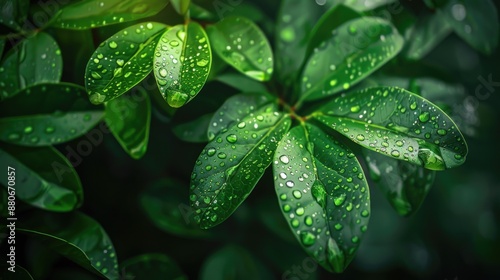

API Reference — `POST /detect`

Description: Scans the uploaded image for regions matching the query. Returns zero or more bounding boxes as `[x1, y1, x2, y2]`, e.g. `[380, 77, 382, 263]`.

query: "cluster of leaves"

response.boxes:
[0, 0, 497, 278]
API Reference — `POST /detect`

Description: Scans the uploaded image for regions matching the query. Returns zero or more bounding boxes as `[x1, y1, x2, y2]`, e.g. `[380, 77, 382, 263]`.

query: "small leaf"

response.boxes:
[104, 89, 151, 159]
[200, 245, 273, 280]
[364, 150, 435, 216]
[170, 0, 190, 15]
[85, 22, 167, 104]
[207, 16, 273, 81]
[121, 253, 187, 280]
[273, 124, 370, 273]
[0, 32, 62, 99]
[0, 0, 29, 31]
[154, 22, 211, 108]
[314, 86, 468, 170]
[438, 0, 499, 55]
[19, 212, 118, 279]
[300, 17, 403, 102]
[215, 73, 267, 93]
[140, 179, 211, 238]
[52, 0, 168, 30]
[172, 113, 213, 143]
[404, 13, 452, 60]
[191, 105, 291, 229]
[306, 4, 362, 57]
[206, 92, 274, 140]
[0, 83, 103, 146]
[0, 144, 83, 212]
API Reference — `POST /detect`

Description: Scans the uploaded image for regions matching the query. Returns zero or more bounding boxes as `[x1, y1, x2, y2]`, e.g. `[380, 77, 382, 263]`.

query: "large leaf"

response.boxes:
[313, 86, 468, 170]
[0, 32, 62, 99]
[140, 179, 211, 238]
[299, 17, 403, 102]
[190, 105, 291, 229]
[154, 22, 211, 108]
[438, 0, 499, 55]
[51, 0, 168, 30]
[18, 212, 118, 279]
[0, 144, 83, 211]
[121, 253, 187, 280]
[0, 0, 29, 31]
[0, 83, 103, 146]
[364, 150, 435, 216]
[85, 22, 167, 104]
[404, 13, 452, 60]
[104, 89, 151, 159]
[273, 124, 370, 272]
[206, 92, 275, 140]
[200, 245, 273, 280]
[207, 16, 273, 81]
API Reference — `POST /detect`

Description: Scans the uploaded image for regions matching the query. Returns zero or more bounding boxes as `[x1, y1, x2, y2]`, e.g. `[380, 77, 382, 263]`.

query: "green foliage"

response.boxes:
[1, 0, 497, 278]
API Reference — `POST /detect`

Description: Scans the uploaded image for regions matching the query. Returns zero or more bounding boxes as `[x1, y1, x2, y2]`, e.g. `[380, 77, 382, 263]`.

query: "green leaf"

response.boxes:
[438, 0, 499, 55]
[0, 144, 82, 212]
[140, 179, 211, 238]
[189, 3, 215, 20]
[338, 0, 397, 11]
[104, 89, 151, 159]
[154, 22, 211, 108]
[85, 22, 167, 105]
[52, 0, 168, 30]
[364, 150, 435, 216]
[314, 86, 468, 170]
[200, 245, 273, 280]
[404, 13, 452, 60]
[275, 0, 326, 85]
[191, 105, 291, 229]
[18, 212, 118, 279]
[2, 265, 33, 279]
[172, 113, 213, 143]
[215, 73, 267, 93]
[206, 92, 275, 141]
[273, 124, 370, 273]
[306, 4, 362, 58]
[121, 253, 187, 280]
[300, 17, 404, 102]
[0, 0, 29, 31]
[170, 0, 190, 15]
[206, 16, 273, 81]
[0, 83, 103, 146]
[0, 32, 62, 100]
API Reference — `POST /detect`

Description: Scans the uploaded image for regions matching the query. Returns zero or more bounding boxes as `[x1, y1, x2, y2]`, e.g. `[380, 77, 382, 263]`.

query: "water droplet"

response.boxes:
[45, 126, 55, 134]
[300, 232, 316, 246]
[305, 216, 313, 226]
[109, 41, 118, 49]
[167, 91, 189, 108]
[361, 210, 369, 217]
[91, 72, 102, 79]
[451, 3, 466, 21]
[210, 214, 218, 222]
[237, 122, 246, 128]
[395, 140, 404, 147]
[146, 22, 153, 29]
[334, 223, 343, 230]
[286, 181, 294, 188]
[116, 59, 124, 66]
[348, 25, 357, 34]
[356, 134, 365, 141]
[176, 30, 186, 41]
[343, 83, 350, 90]
[280, 27, 295, 42]
[351, 236, 359, 243]
[350, 105, 360, 113]
[410, 102, 417, 110]
[226, 134, 237, 143]
[280, 155, 290, 164]
[159, 68, 167, 77]
[334, 194, 346, 206]
[170, 40, 179, 47]
[207, 148, 216, 156]
[391, 150, 400, 157]
[284, 204, 291, 212]
[293, 190, 302, 199]
[24, 126, 33, 134]
[8, 133, 20, 141]
[419, 112, 430, 123]
[330, 79, 337, 86]
[295, 207, 305, 216]
[197, 59, 209, 67]
[437, 129, 447, 136]
[291, 218, 299, 227]
[217, 153, 227, 159]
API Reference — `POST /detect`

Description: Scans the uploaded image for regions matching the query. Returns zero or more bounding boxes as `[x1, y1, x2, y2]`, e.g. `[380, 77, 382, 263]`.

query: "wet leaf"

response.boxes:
[0, 144, 82, 212]
[306, 4, 362, 58]
[200, 245, 273, 280]
[438, 0, 499, 55]
[207, 16, 273, 81]
[105, 89, 150, 159]
[404, 13, 452, 60]
[19, 212, 118, 279]
[154, 22, 211, 108]
[191, 105, 291, 229]
[172, 113, 213, 143]
[364, 150, 435, 216]
[140, 179, 211, 238]
[273, 124, 370, 273]
[206, 92, 275, 141]
[121, 253, 187, 280]
[300, 17, 403, 102]
[0, 83, 103, 146]
[0, 0, 29, 31]
[215, 73, 267, 93]
[170, 0, 190, 15]
[0, 32, 62, 100]
[52, 0, 168, 30]
[85, 22, 167, 104]
[314, 86, 468, 170]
